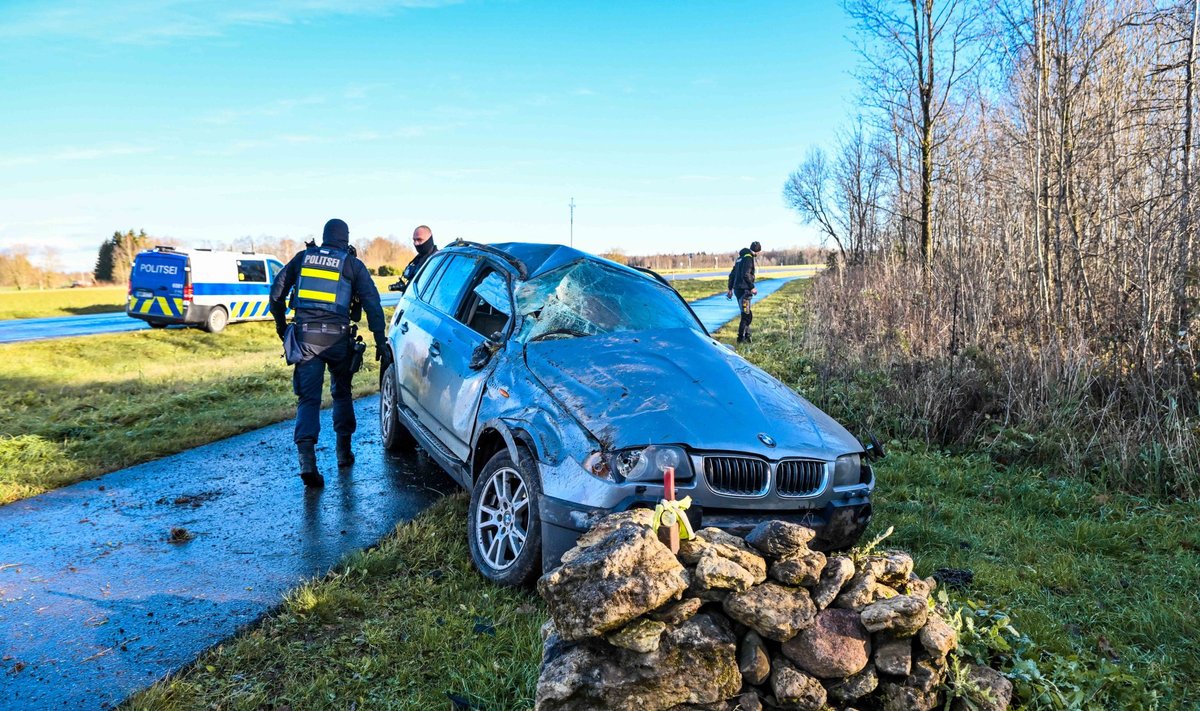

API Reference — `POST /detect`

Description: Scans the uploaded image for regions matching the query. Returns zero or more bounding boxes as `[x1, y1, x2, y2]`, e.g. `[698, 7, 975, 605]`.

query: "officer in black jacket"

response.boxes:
[388, 224, 438, 292]
[269, 218, 387, 488]
[726, 241, 761, 344]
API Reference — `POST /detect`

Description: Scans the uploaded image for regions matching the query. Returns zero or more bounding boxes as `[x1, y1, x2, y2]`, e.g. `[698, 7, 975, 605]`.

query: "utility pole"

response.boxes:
[569, 197, 575, 247]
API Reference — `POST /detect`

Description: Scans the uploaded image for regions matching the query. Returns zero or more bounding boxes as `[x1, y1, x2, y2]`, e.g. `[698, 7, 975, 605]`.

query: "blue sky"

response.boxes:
[0, 1, 859, 272]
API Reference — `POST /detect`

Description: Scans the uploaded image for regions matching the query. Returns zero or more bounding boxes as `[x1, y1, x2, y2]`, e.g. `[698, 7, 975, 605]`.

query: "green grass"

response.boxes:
[0, 286, 129, 319]
[0, 320, 383, 504]
[126, 495, 545, 711]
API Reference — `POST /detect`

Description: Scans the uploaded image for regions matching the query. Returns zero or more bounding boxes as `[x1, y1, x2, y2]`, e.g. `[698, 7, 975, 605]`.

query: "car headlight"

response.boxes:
[595, 445, 693, 482]
[833, 453, 863, 488]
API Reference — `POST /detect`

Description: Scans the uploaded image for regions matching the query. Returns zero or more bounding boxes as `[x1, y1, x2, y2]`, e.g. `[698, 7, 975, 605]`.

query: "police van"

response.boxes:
[126, 246, 285, 333]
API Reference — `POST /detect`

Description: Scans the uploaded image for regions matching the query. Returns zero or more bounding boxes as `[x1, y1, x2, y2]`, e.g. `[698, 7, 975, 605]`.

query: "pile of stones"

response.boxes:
[534, 510, 1012, 711]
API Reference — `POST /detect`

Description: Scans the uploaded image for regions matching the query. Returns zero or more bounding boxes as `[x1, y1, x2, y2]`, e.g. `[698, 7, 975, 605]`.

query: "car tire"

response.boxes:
[379, 362, 415, 451]
[148, 321, 167, 329]
[203, 306, 228, 333]
[468, 448, 543, 587]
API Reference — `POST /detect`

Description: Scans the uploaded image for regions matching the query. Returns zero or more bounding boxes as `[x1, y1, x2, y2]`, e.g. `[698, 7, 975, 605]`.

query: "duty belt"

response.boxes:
[299, 322, 350, 335]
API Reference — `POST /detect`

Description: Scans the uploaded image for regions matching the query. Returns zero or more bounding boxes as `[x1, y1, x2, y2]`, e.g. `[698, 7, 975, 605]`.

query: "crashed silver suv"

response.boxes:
[379, 242, 873, 586]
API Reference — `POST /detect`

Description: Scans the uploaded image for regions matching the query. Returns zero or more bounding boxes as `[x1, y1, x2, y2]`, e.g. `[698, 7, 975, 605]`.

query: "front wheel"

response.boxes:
[203, 306, 228, 333]
[468, 449, 543, 587]
[379, 362, 415, 451]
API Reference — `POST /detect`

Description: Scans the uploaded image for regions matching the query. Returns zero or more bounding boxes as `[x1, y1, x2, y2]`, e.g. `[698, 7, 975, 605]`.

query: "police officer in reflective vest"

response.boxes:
[269, 218, 386, 488]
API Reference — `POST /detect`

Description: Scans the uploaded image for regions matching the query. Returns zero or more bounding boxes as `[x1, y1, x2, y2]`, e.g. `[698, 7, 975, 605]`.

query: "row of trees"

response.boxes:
[786, 0, 1200, 494]
[0, 245, 72, 290]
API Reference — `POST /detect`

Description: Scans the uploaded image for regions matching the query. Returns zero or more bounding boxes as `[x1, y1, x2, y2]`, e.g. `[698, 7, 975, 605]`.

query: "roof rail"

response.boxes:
[194, 247, 212, 252]
[449, 239, 529, 279]
[632, 265, 670, 287]
[153, 245, 176, 252]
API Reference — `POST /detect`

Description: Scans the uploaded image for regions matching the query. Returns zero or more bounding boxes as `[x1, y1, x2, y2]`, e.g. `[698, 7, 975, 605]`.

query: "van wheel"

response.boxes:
[468, 449, 542, 587]
[203, 306, 228, 333]
[149, 321, 167, 329]
[380, 362, 415, 451]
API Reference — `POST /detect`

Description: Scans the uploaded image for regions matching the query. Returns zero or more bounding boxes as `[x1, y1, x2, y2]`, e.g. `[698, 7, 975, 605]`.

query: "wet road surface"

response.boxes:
[0, 396, 454, 710]
[688, 276, 799, 332]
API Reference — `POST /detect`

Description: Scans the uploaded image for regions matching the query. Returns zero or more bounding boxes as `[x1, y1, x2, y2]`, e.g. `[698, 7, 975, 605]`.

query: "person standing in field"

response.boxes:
[269, 218, 387, 488]
[389, 225, 439, 292]
[726, 241, 761, 344]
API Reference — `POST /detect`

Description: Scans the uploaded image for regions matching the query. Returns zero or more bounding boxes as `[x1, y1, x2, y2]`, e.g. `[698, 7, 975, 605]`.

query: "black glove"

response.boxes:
[276, 323, 288, 341]
[375, 335, 388, 361]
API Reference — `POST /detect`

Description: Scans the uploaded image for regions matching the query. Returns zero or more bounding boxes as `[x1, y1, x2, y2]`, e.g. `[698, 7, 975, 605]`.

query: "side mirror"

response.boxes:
[469, 331, 505, 370]
[864, 432, 887, 460]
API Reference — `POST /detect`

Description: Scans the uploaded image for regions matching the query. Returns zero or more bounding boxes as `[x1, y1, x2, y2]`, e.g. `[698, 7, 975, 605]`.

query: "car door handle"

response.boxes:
[429, 340, 441, 357]
[399, 322, 409, 334]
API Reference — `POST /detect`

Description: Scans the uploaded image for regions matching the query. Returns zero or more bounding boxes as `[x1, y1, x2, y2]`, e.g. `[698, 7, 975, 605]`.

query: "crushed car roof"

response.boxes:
[449, 241, 645, 281]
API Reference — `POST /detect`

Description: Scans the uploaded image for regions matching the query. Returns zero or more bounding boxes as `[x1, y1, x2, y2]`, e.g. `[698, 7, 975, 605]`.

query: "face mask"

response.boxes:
[416, 238, 436, 256]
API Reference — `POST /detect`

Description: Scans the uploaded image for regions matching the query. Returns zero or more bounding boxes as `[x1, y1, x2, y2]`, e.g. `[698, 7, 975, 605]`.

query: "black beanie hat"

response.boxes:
[322, 218, 349, 247]
[750, 241, 762, 252]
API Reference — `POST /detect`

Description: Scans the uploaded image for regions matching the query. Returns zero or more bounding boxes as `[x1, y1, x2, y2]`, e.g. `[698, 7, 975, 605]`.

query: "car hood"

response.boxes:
[523, 328, 861, 458]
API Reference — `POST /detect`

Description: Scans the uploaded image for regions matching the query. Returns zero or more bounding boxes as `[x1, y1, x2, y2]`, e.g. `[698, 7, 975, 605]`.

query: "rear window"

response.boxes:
[237, 259, 267, 282]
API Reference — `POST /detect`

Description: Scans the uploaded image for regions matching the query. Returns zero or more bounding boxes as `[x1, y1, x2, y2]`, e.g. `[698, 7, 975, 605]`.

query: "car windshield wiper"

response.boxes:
[529, 327, 591, 342]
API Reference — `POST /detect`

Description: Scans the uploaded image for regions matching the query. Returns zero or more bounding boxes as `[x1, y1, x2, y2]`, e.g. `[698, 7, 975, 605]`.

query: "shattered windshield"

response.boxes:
[515, 261, 703, 342]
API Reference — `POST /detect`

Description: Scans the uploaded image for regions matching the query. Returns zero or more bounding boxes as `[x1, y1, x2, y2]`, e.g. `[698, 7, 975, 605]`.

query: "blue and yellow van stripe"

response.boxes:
[228, 300, 270, 319]
[128, 296, 185, 317]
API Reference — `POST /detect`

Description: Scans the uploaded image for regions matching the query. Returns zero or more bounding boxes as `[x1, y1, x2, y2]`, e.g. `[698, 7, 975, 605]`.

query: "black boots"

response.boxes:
[297, 442, 323, 488]
[336, 434, 355, 467]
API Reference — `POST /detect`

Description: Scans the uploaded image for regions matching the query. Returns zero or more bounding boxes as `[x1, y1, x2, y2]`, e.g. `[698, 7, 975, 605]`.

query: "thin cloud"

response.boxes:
[0, 144, 155, 169]
[200, 96, 327, 125]
[0, 0, 464, 44]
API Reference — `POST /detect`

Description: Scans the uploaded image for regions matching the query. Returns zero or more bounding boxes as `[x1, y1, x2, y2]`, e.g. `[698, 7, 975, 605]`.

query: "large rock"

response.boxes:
[649, 597, 703, 626]
[833, 571, 881, 610]
[723, 582, 816, 642]
[877, 681, 938, 711]
[825, 664, 878, 704]
[918, 613, 958, 659]
[770, 657, 827, 711]
[906, 657, 948, 695]
[860, 595, 929, 637]
[950, 664, 1013, 711]
[696, 527, 768, 584]
[695, 548, 759, 592]
[559, 509, 656, 565]
[536, 613, 742, 711]
[745, 520, 816, 560]
[873, 633, 912, 676]
[811, 556, 855, 609]
[769, 549, 826, 588]
[607, 618, 668, 653]
[863, 551, 915, 587]
[901, 574, 937, 601]
[738, 630, 770, 686]
[538, 524, 688, 640]
[781, 608, 871, 678]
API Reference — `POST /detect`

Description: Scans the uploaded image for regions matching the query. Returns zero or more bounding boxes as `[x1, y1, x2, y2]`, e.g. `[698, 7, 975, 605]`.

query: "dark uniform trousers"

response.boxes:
[735, 288, 754, 342]
[293, 326, 356, 445]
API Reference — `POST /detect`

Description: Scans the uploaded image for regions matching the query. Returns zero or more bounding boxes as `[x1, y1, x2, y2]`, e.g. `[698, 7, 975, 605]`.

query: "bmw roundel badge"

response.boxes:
[758, 433, 776, 447]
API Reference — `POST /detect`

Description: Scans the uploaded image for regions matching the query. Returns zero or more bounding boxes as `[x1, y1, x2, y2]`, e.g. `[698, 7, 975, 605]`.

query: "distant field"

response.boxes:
[0, 278, 400, 321]
[0, 286, 128, 319]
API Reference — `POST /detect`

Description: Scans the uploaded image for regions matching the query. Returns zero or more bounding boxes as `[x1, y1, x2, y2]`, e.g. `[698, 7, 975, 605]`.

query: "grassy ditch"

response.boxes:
[126, 279, 1199, 709]
[0, 321, 382, 504]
